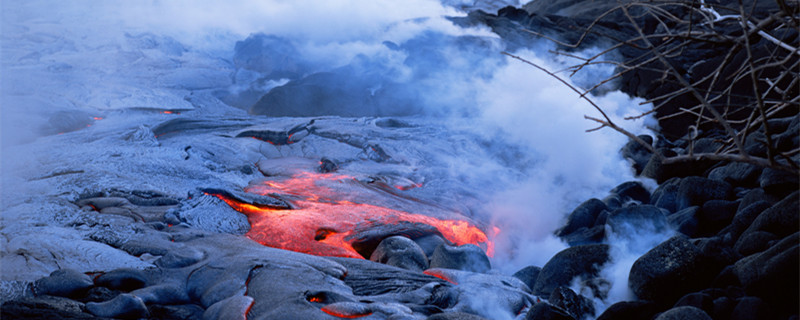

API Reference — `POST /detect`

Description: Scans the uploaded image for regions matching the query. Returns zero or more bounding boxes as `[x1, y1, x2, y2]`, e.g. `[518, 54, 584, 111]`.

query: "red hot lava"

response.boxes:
[214, 171, 495, 259]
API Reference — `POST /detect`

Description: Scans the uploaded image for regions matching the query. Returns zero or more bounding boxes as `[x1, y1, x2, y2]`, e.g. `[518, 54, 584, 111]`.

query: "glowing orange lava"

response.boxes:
[423, 269, 459, 285]
[214, 171, 495, 259]
[320, 305, 372, 319]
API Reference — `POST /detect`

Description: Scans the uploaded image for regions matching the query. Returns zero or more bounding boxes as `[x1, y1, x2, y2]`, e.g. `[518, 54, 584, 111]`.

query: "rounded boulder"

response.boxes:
[628, 235, 708, 304]
[370, 236, 429, 272]
[429, 244, 491, 273]
[533, 244, 609, 297]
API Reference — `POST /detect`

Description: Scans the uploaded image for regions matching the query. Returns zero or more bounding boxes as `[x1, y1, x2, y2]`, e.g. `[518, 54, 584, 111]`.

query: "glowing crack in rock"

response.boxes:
[213, 171, 495, 259]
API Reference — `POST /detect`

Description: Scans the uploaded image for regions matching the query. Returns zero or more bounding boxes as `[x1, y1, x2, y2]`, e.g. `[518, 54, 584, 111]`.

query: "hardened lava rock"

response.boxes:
[370, 236, 429, 272]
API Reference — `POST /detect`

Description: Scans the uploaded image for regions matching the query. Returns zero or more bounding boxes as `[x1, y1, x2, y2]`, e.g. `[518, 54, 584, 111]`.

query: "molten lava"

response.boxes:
[214, 171, 495, 259]
[423, 269, 459, 285]
[320, 305, 372, 318]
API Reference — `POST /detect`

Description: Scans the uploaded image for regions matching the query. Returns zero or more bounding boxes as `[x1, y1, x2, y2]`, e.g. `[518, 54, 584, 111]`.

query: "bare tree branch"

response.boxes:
[512, 0, 799, 175]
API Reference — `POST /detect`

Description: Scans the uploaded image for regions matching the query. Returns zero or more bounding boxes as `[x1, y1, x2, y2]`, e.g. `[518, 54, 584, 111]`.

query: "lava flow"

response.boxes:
[213, 171, 495, 259]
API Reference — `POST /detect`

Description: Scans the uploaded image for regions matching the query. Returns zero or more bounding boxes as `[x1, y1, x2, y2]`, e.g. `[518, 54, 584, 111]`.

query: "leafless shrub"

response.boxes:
[508, 0, 799, 175]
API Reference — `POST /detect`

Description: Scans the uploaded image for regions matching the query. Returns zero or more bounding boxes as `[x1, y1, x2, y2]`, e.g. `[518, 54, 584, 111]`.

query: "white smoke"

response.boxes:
[477, 49, 653, 273]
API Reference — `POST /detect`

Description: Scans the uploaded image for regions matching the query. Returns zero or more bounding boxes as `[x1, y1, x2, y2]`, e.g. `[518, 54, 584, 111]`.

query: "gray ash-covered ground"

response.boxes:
[2, 0, 797, 319]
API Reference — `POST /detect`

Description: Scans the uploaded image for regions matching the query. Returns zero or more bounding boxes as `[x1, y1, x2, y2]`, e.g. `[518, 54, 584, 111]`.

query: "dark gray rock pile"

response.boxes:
[547, 136, 798, 320]
[547, 128, 798, 320]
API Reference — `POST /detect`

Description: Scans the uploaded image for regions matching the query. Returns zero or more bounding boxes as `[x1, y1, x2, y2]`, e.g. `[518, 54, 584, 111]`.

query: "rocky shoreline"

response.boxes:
[2, 1, 798, 319]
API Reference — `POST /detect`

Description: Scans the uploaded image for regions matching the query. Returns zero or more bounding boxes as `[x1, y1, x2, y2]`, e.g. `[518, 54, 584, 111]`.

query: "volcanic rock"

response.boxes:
[106, 190, 180, 207]
[612, 181, 651, 204]
[94, 268, 148, 292]
[733, 232, 799, 315]
[745, 191, 800, 236]
[621, 135, 654, 175]
[654, 176, 735, 212]
[734, 231, 778, 256]
[641, 148, 683, 183]
[524, 302, 575, 320]
[697, 200, 738, 236]
[76, 197, 133, 210]
[250, 67, 419, 118]
[738, 191, 799, 241]
[605, 205, 669, 240]
[202, 295, 254, 320]
[81, 286, 119, 303]
[184, 237, 352, 319]
[151, 118, 250, 138]
[711, 265, 742, 289]
[41, 110, 96, 135]
[331, 257, 445, 296]
[560, 225, 606, 246]
[628, 235, 708, 304]
[558, 198, 607, 236]
[533, 244, 609, 297]
[601, 194, 624, 211]
[97, 207, 142, 222]
[512, 266, 541, 291]
[711, 296, 735, 320]
[693, 237, 738, 275]
[199, 188, 290, 209]
[738, 188, 779, 211]
[691, 137, 724, 154]
[85, 293, 148, 319]
[651, 177, 682, 212]
[744, 132, 769, 157]
[32, 269, 94, 299]
[593, 210, 608, 226]
[708, 162, 762, 188]
[425, 268, 535, 319]
[595, 300, 658, 320]
[429, 244, 491, 274]
[730, 296, 772, 320]
[722, 200, 772, 242]
[673, 292, 714, 315]
[364, 143, 392, 162]
[548, 286, 595, 320]
[667, 206, 700, 237]
[759, 167, 800, 197]
[154, 246, 205, 269]
[148, 304, 205, 320]
[773, 124, 800, 163]
[349, 222, 444, 259]
[232, 33, 307, 78]
[653, 306, 712, 320]
[132, 283, 189, 306]
[414, 234, 448, 258]
[497, 5, 529, 21]
[674, 177, 733, 211]
[318, 157, 339, 173]
[173, 192, 252, 235]
[0, 295, 92, 319]
[370, 236, 430, 272]
[427, 312, 489, 320]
